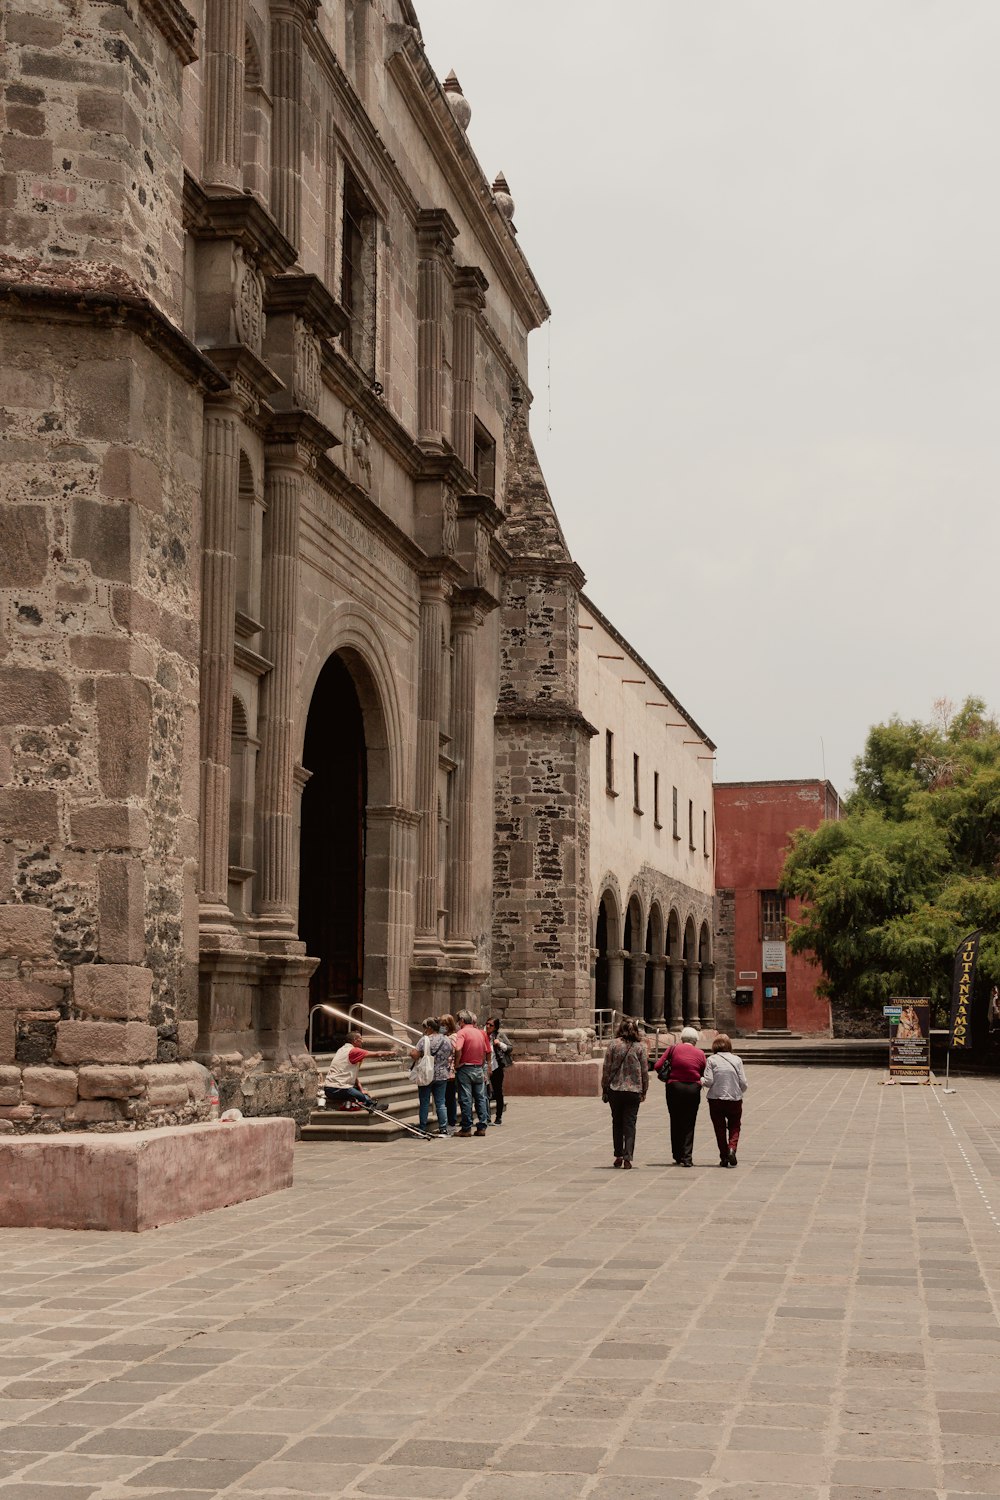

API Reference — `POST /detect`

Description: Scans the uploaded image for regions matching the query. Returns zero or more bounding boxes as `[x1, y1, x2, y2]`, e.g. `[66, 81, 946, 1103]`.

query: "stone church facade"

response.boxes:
[0, 0, 716, 1131]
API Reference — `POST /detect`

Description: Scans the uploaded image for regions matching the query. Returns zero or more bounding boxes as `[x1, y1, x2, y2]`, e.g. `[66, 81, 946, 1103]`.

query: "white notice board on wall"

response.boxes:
[762, 941, 786, 972]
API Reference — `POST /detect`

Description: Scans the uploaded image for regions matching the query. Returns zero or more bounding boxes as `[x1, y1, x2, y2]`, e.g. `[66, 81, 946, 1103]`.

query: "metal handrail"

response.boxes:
[594, 1007, 618, 1041]
[316, 1003, 409, 1053]
[348, 1000, 421, 1040]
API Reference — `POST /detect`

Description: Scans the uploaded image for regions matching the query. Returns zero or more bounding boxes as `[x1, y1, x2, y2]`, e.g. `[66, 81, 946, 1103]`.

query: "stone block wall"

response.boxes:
[0, 311, 208, 1132]
[713, 887, 738, 1034]
[0, 0, 193, 319]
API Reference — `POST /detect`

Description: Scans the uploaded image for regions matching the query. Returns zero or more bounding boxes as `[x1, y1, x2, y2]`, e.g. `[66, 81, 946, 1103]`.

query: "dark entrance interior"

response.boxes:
[595, 899, 609, 1021]
[762, 972, 788, 1029]
[299, 655, 367, 1052]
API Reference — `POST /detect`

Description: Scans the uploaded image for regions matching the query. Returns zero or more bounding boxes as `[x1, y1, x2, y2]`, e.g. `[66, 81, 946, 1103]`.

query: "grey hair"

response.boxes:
[680, 1026, 700, 1044]
[457, 1008, 476, 1025]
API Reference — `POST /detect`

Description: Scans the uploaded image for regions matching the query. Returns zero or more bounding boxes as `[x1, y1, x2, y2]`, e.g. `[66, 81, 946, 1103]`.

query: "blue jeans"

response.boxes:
[324, 1085, 374, 1109]
[418, 1079, 448, 1134]
[456, 1064, 489, 1131]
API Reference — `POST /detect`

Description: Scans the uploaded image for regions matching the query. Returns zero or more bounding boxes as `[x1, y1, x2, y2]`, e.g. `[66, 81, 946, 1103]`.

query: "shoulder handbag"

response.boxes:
[411, 1036, 435, 1087]
[654, 1045, 674, 1083]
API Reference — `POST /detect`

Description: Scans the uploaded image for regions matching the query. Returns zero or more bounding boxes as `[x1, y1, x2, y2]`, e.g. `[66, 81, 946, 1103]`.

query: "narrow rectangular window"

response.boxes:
[688, 799, 695, 849]
[653, 772, 661, 828]
[761, 890, 787, 941]
[473, 420, 496, 499]
[703, 808, 709, 856]
[632, 754, 641, 813]
[605, 730, 615, 794]
[672, 786, 679, 839]
[342, 167, 377, 376]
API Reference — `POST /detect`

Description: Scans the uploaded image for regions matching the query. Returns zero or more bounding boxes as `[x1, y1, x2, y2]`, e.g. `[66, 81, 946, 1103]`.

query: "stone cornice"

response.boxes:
[495, 699, 598, 737]
[139, 0, 198, 64]
[183, 177, 297, 277]
[265, 408, 340, 461]
[505, 557, 587, 591]
[416, 207, 459, 257]
[207, 346, 284, 426]
[458, 493, 504, 533]
[385, 26, 551, 332]
[320, 341, 423, 473]
[454, 263, 489, 311]
[310, 454, 429, 574]
[0, 264, 226, 394]
[580, 590, 717, 752]
[264, 274, 349, 339]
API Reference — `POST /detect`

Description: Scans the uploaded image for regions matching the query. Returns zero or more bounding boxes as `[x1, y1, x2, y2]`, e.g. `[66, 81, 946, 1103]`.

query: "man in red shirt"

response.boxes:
[451, 1009, 491, 1136]
[323, 1030, 396, 1112]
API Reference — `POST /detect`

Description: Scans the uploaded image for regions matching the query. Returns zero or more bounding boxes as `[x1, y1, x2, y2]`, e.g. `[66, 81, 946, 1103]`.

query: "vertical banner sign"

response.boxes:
[949, 930, 982, 1050]
[889, 999, 930, 1082]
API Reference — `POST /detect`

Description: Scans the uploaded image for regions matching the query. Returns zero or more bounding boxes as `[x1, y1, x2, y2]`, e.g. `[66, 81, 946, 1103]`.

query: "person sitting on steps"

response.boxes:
[323, 1030, 397, 1113]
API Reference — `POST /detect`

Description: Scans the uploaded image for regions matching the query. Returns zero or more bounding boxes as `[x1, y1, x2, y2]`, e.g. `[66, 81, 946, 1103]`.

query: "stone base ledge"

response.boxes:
[0, 1117, 294, 1232]
[503, 1061, 603, 1097]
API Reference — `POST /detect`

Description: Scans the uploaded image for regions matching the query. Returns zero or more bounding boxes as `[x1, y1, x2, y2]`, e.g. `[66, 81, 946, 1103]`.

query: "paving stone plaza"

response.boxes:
[2, 1067, 1000, 1500]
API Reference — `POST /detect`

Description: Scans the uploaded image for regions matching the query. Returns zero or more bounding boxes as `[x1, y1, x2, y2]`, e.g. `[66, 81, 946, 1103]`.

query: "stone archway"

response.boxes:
[644, 901, 665, 1023]
[594, 886, 622, 1029]
[623, 894, 644, 1019]
[298, 647, 400, 1051]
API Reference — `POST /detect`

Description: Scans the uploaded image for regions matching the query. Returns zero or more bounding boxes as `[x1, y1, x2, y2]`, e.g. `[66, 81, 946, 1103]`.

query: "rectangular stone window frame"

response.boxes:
[605, 730, 617, 797]
[653, 770, 662, 829]
[672, 785, 680, 840]
[632, 753, 642, 815]
[341, 164, 378, 378]
[473, 419, 496, 499]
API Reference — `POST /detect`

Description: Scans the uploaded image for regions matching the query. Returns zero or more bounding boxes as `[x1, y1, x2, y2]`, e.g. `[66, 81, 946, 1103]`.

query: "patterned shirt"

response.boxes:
[601, 1039, 649, 1095]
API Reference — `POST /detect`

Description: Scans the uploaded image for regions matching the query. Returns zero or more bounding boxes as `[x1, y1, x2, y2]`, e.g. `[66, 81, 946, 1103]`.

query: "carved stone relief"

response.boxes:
[233, 248, 264, 355]
[474, 522, 490, 587]
[346, 408, 373, 491]
[441, 490, 458, 557]
[292, 318, 321, 414]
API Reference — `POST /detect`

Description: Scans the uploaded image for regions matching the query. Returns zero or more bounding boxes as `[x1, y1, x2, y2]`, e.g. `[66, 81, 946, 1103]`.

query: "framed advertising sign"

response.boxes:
[888, 998, 930, 1083]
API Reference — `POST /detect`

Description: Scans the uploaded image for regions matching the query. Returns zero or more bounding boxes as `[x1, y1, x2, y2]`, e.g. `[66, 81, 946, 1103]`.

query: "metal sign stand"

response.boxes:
[943, 1048, 956, 1094]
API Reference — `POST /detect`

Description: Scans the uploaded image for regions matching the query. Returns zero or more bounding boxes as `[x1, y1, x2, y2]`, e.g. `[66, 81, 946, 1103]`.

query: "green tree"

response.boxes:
[781, 698, 1000, 1016]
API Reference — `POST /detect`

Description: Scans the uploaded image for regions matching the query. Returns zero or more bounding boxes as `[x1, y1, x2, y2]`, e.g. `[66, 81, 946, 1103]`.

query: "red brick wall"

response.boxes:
[714, 781, 837, 1036]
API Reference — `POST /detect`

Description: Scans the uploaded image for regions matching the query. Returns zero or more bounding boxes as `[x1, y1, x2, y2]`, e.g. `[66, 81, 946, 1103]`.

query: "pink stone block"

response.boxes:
[0, 1118, 295, 1232]
[503, 1061, 603, 1097]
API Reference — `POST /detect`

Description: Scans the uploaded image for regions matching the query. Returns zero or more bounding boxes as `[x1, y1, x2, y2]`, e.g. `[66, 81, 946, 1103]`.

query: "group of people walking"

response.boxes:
[601, 1019, 748, 1170]
[322, 1011, 512, 1138]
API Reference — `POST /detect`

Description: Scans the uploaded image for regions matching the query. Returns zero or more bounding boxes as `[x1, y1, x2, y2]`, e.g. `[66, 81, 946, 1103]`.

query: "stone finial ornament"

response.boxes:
[443, 70, 472, 130]
[492, 172, 515, 222]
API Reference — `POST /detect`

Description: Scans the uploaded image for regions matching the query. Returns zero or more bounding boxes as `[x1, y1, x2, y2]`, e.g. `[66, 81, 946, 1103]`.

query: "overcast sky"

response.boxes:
[416, 1, 1000, 796]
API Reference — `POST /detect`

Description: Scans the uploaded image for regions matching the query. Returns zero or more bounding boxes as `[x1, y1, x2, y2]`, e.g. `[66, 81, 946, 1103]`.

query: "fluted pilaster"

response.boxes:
[416, 210, 457, 451]
[447, 608, 479, 944]
[203, 0, 246, 189]
[256, 460, 301, 933]
[452, 267, 487, 470]
[270, 7, 304, 249]
[415, 576, 447, 938]
[199, 402, 241, 939]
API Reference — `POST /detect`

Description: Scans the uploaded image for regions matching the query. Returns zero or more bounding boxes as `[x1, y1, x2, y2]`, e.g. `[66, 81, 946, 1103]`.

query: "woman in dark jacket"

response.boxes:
[486, 1017, 512, 1124]
[600, 1016, 649, 1169]
[654, 1025, 706, 1167]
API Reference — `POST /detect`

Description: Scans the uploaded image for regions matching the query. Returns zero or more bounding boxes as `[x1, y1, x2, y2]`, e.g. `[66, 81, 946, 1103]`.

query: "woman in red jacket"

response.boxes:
[654, 1025, 706, 1167]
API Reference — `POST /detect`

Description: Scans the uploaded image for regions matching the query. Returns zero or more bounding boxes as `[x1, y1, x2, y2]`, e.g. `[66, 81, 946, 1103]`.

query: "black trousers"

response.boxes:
[491, 1065, 505, 1121]
[608, 1089, 641, 1161]
[665, 1080, 701, 1163]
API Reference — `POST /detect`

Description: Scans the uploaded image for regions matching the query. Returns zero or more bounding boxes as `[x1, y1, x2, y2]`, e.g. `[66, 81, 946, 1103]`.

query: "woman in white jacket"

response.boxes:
[702, 1034, 748, 1167]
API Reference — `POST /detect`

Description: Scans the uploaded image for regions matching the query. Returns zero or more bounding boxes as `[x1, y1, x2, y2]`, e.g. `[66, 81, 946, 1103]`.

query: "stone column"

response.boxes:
[414, 574, 447, 943]
[607, 950, 625, 1014]
[416, 210, 457, 452]
[447, 603, 480, 947]
[685, 961, 702, 1029]
[628, 952, 646, 1019]
[202, 0, 245, 190]
[452, 266, 487, 471]
[198, 399, 242, 944]
[700, 962, 716, 1029]
[649, 955, 667, 1021]
[255, 453, 302, 942]
[668, 958, 685, 1031]
[270, 1, 305, 250]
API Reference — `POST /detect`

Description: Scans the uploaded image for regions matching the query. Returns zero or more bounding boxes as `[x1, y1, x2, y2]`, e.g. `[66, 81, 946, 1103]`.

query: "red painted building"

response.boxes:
[714, 780, 841, 1036]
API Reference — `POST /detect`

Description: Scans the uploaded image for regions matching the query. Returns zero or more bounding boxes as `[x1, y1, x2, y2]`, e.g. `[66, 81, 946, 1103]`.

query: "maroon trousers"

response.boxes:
[709, 1098, 743, 1160]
